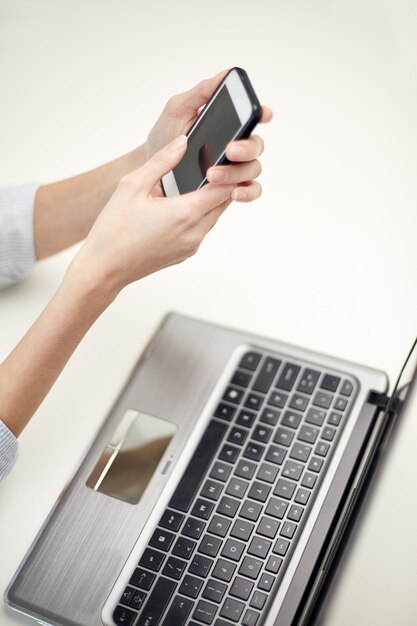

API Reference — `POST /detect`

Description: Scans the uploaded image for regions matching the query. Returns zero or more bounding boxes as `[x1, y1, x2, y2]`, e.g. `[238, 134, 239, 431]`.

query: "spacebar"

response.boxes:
[169, 419, 228, 512]
[137, 577, 176, 626]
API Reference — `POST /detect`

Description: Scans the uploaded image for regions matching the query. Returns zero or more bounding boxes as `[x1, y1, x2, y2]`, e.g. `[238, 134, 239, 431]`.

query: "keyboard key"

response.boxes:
[214, 403, 237, 422]
[189, 554, 214, 578]
[252, 424, 273, 443]
[275, 363, 301, 391]
[252, 357, 281, 394]
[248, 536, 272, 559]
[227, 427, 248, 447]
[131, 589, 147, 610]
[273, 537, 290, 556]
[301, 472, 317, 489]
[238, 556, 263, 580]
[226, 479, 249, 504]
[239, 500, 263, 522]
[256, 462, 279, 483]
[239, 352, 262, 371]
[230, 519, 254, 541]
[230, 575, 254, 601]
[297, 369, 320, 394]
[199, 535, 222, 558]
[119, 586, 135, 606]
[290, 443, 312, 463]
[162, 596, 193, 625]
[210, 462, 232, 483]
[308, 457, 324, 473]
[281, 410, 302, 429]
[159, 509, 185, 532]
[182, 517, 206, 539]
[169, 420, 228, 513]
[217, 496, 240, 518]
[313, 391, 333, 409]
[295, 488, 311, 505]
[231, 370, 252, 388]
[287, 504, 304, 522]
[315, 441, 330, 457]
[289, 394, 309, 412]
[265, 444, 287, 465]
[139, 547, 165, 571]
[265, 497, 288, 520]
[305, 408, 326, 427]
[260, 407, 280, 426]
[136, 576, 176, 626]
[328, 411, 342, 426]
[220, 597, 245, 622]
[280, 521, 297, 539]
[202, 479, 223, 501]
[250, 590, 268, 610]
[236, 410, 256, 428]
[282, 460, 304, 481]
[267, 390, 288, 408]
[162, 556, 187, 579]
[340, 379, 354, 396]
[235, 459, 257, 480]
[243, 609, 261, 626]
[320, 374, 340, 392]
[208, 515, 231, 538]
[221, 538, 245, 561]
[193, 599, 218, 624]
[172, 537, 196, 560]
[179, 574, 204, 598]
[212, 558, 236, 582]
[258, 572, 275, 592]
[257, 516, 280, 539]
[248, 481, 271, 503]
[298, 424, 319, 444]
[243, 442, 265, 461]
[245, 393, 264, 411]
[203, 579, 228, 603]
[334, 397, 348, 411]
[149, 529, 175, 552]
[192, 499, 215, 520]
[322, 427, 336, 441]
[265, 555, 283, 574]
[218, 444, 239, 464]
[113, 606, 136, 626]
[273, 478, 296, 500]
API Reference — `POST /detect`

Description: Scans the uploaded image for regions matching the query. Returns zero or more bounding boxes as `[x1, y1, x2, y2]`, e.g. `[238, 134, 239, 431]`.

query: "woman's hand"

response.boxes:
[67, 135, 235, 299]
[145, 70, 273, 201]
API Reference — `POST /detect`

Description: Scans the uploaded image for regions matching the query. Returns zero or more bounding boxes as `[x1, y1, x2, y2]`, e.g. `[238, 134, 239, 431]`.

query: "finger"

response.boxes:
[172, 69, 229, 117]
[169, 182, 235, 216]
[225, 135, 264, 162]
[231, 180, 262, 202]
[207, 160, 262, 185]
[127, 135, 188, 193]
[197, 200, 230, 238]
[260, 106, 273, 123]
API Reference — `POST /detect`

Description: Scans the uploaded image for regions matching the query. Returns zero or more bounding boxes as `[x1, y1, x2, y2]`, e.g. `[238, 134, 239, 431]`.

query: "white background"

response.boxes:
[0, 1, 416, 625]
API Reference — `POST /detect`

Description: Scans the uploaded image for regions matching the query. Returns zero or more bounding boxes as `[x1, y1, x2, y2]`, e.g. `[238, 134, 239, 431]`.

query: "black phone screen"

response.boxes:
[173, 85, 242, 194]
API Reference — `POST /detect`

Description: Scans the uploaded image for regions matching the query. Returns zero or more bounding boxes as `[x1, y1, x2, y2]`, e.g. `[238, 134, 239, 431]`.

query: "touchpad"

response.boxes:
[87, 409, 177, 505]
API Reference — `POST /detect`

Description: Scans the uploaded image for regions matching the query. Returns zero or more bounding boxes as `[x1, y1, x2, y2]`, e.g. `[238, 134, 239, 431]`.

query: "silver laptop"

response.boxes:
[5, 312, 416, 626]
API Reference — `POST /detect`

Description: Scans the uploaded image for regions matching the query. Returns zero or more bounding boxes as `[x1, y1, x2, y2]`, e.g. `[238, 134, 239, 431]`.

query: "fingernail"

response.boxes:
[172, 134, 187, 150]
[233, 188, 246, 201]
[229, 145, 244, 159]
[208, 168, 225, 183]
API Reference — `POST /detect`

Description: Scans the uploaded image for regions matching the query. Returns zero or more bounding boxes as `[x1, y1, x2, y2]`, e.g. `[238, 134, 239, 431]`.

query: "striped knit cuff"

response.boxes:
[0, 419, 18, 481]
[0, 183, 40, 288]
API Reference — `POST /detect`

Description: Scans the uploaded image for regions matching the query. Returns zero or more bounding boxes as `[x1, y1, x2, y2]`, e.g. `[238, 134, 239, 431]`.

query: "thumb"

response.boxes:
[135, 135, 188, 194]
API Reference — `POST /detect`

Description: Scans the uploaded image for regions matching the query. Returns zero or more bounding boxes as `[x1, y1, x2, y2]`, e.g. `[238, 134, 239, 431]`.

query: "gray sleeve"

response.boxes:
[0, 419, 18, 481]
[0, 183, 40, 288]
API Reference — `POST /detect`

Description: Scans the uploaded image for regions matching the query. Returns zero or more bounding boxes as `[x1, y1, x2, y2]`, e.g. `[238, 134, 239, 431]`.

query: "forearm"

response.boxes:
[34, 144, 147, 260]
[0, 269, 116, 437]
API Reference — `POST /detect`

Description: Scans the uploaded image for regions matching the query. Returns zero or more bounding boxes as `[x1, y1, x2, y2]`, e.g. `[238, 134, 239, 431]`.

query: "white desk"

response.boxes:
[1, 1, 416, 625]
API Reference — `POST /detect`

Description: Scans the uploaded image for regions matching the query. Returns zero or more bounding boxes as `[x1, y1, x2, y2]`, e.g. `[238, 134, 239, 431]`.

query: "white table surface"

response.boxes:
[1, 1, 416, 625]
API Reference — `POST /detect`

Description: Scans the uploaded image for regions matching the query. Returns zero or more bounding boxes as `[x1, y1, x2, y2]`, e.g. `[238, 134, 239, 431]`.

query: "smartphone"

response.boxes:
[161, 67, 262, 196]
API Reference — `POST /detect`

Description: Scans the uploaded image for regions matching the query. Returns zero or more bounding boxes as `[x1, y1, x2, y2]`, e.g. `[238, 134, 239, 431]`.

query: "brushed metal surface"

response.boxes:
[5, 312, 387, 626]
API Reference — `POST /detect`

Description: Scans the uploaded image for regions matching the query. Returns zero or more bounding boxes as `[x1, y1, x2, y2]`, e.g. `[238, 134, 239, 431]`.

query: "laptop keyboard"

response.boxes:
[112, 350, 355, 626]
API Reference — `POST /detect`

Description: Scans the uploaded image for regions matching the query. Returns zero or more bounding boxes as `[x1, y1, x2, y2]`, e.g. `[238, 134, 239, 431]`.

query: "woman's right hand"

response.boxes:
[66, 134, 235, 300]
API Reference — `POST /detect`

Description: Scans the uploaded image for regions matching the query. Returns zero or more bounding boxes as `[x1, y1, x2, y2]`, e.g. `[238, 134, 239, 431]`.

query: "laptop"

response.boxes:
[5, 312, 416, 626]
